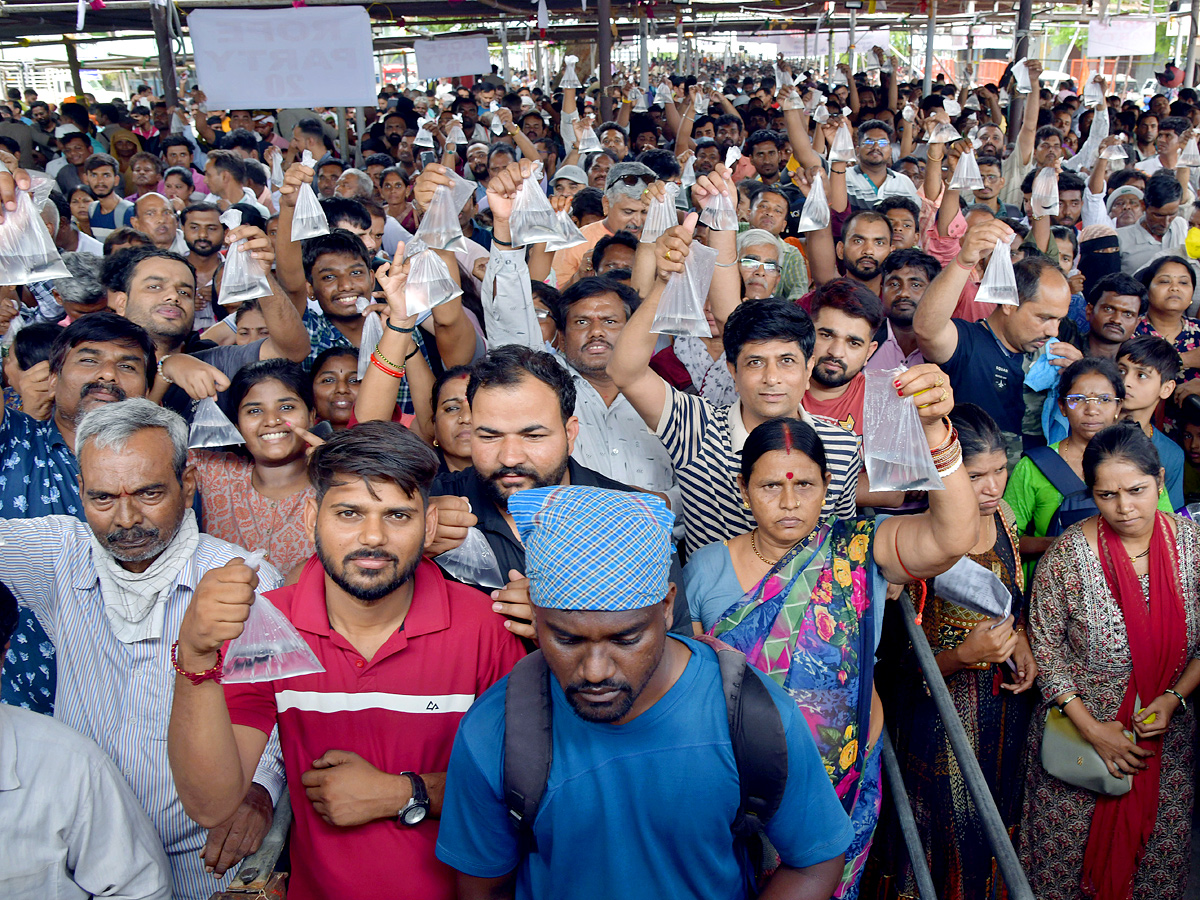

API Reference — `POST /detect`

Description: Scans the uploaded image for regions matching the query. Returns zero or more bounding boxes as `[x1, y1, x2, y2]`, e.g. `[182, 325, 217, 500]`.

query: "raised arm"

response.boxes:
[481, 158, 543, 349]
[781, 89, 822, 170]
[872, 368, 979, 580]
[913, 218, 1014, 363]
[840, 64, 860, 117]
[352, 254, 418, 424]
[273, 159, 315, 310]
[1014, 59, 1043, 167]
[220, 224, 311, 362]
[687, 165, 740, 326]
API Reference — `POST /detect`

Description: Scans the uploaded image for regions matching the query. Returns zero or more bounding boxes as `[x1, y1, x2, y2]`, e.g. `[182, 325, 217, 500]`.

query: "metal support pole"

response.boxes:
[1187, 0, 1199, 87]
[337, 107, 349, 163]
[897, 593, 1036, 900]
[639, 12, 650, 91]
[828, 19, 836, 79]
[922, 0, 936, 96]
[849, 8, 857, 74]
[500, 22, 512, 86]
[879, 728, 939, 900]
[1010, 0, 1032, 144]
[598, 0, 612, 121]
[677, 17, 683, 66]
[150, 2, 177, 108]
[63, 36, 84, 99]
[354, 107, 365, 167]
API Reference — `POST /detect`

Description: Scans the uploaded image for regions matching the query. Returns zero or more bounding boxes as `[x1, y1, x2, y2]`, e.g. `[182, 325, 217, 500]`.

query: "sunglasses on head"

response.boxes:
[612, 173, 653, 188]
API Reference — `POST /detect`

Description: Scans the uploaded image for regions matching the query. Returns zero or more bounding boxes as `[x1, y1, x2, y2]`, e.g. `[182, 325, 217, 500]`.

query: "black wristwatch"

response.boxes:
[397, 771, 429, 826]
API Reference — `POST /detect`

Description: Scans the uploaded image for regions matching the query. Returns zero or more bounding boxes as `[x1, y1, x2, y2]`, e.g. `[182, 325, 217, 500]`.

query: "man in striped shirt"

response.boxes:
[612, 283, 861, 554]
[0, 400, 286, 900]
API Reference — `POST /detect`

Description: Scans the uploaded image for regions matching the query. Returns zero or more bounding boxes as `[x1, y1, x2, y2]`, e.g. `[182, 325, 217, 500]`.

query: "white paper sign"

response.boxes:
[189, 8, 376, 109]
[1087, 17, 1157, 58]
[413, 36, 492, 81]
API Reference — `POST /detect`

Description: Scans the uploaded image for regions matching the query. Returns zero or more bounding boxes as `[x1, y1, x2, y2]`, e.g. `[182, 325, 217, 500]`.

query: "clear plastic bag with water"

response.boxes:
[781, 89, 805, 111]
[812, 105, 831, 124]
[640, 182, 680, 244]
[693, 90, 710, 116]
[796, 171, 830, 232]
[0, 177, 71, 285]
[949, 150, 985, 191]
[414, 168, 475, 254]
[270, 152, 284, 188]
[654, 80, 671, 108]
[631, 87, 649, 113]
[652, 241, 717, 337]
[863, 366, 945, 492]
[509, 163, 563, 246]
[927, 121, 962, 144]
[414, 115, 437, 148]
[1031, 166, 1060, 218]
[681, 155, 697, 187]
[490, 101, 505, 135]
[975, 234, 1019, 306]
[435, 527, 507, 590]
[291, 151, 330, 241]
[942, 98, 962, 117]
[560, 54, 583, 89]
[444, 118, 467, 146]
[828, 121, 857, 162]
[1083, 77, 1105, 106]
[403, 239, 463, 317]
[189, 397, 245, 449]
[1181, 137, 1200, 167]
[545, 207, 588, 252]
[217, 209, 274, 306]
[356, 311, 385, 382]
[698, 148, 740, 231]
[1012, 58, 1032, 94]
[1100, 136, 1128, 161]
[222, 549, 326, 684]
[576, 116, 604, 155]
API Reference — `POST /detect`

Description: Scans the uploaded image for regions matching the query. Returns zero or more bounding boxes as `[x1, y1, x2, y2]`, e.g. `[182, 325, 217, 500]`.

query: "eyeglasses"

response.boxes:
[534, 308, 552, 320]
[980, 174, 1002, 183]
[610, 173, 654, 188]
[860, 138, 890, 148]
[740, 257, 781, 273]
[1063, 394, 1119, 410]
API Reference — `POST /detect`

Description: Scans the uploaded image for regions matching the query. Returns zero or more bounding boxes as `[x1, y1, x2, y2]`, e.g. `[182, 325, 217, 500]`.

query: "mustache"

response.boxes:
[488, 465, 539, 480]
[565, 679, 630, 697]
[105, 524, 160, 546]
[816, 356, 845, 370]
[81, 382, 127, 401]
[345, 550, 398, 563]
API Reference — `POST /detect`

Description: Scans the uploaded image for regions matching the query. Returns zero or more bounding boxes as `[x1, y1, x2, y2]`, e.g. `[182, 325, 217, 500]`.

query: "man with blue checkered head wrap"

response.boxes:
[507, 484, 684, 724]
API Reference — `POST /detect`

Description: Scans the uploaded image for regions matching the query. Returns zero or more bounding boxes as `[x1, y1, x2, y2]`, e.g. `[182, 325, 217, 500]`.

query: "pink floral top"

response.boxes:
[189, 450, 315, 574]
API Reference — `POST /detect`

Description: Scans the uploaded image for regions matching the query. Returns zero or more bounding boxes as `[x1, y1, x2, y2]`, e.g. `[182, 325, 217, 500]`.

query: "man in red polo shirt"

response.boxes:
[167, 422, 524, 900]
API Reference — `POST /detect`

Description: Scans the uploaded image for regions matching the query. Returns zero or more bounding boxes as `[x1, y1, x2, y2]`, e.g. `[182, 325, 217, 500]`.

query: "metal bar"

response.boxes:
[232, 791, 292, 889]
[1008, 0, 1032, 143]
[597, 0, 612, 121]
[897, 592, 1036, 900]
[639, 12, 650, 92]
[922, 0, 935, 96]
[62, 36, 83, 98]
[879, 726, 939, 900]
[150, 1, 178, 108]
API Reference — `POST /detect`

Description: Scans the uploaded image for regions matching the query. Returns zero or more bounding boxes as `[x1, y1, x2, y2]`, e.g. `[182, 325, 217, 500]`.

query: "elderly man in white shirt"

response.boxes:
[0, 399, 285, 900]
[0, 585, 171, 900]
[1117, 171, 1189, 276]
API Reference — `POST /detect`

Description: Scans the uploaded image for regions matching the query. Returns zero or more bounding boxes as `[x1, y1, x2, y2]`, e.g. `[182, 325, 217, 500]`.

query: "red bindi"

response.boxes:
[786, 472, 794, 480]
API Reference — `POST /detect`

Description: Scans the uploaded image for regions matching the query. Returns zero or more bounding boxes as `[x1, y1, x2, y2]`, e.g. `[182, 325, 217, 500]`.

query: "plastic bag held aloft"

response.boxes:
[435, 527, 507, 590]
[217, 209, 274, 306]
[1100, 135, 1128, 161]
[356, 311, 385, 382]
[545, 207, 588, 252]
[560, 54, 583, 90]
[927, 120, 962, 144]
[693, 89, 710, 116]
[222, 550, 325, 684]
[681, 154, 697, 187]
[796, 171, 831, 232]
[1180, 136, 1200, 167]
[0, 176, 71, 285]
[652, 241, 718, 338]
[189, 397, 245, 449]
[291, 150, 330, 241]
[976, 234, 1019, 306]
[490, 101, 505, 135]
[403, 238, 463, 317]
[270, 152, 284, 188]
[828, 121, 856, 162]
[641, 182, 680, 245]
[1083, 77, 1105, 106]
[1031, 166, 1059, 218]
[1012, 58, 1032, 94]
[576, 116, 603, 155]
[949, 150, 985, 191]
[509, 162, 563, 246]
[863, 367, 946, 493]
[414, 167, 475, 254]
[698, 149, 740, 231]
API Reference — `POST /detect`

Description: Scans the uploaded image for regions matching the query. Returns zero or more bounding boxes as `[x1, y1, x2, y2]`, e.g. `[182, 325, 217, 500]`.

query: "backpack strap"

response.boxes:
[503, 650, 553, 852]
[1024, 444, 1086, 497]
[712, 644, 789, 833]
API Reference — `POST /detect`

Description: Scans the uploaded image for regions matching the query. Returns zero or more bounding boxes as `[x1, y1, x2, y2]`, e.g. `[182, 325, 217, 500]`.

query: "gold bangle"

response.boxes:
[374, 346, 404, 371]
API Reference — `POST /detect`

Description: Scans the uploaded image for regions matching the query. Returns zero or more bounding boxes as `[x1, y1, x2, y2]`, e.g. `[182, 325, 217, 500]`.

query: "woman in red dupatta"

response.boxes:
[1020, 423, 1200, 900]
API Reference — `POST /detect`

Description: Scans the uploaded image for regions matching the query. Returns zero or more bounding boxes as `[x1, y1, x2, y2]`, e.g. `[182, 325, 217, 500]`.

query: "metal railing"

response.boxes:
[877, 592, 1035, 900]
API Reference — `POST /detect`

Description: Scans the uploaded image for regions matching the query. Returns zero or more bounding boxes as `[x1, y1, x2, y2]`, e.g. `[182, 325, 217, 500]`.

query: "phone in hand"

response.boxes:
[420, 150, 437, 168]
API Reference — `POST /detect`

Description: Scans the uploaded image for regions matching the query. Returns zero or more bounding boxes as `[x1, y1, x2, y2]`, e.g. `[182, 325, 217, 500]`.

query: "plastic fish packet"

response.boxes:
[812, 105, 831, 124]
[927, 121, 962, 144]
[976, 234, 1019, 306]
[291, 151, 330, 241]
[1012, 59, 1032, 94]
[1031, 166, 1060, 217]
[189, 397, 245, 449]
[697, 150, 740, 232]
[693, 89, 710, 116]
[490, 101, 505, 135]
[222, 549, 325, 684]
[654, 80, 672, 107]
[949, 150, 985, 191]
[901, 104, 917, 123]
[631, 86, 649, 113]
[863, 366, 945, 492]
[544, 207, 588, 252]
[774, 65, 794, 88]
[795, 171, 830, 232]
[356, 311, 385, 382]
[217, 209, 273, 306]
[781, 89, 806, 111]
[1084, 77, 1106, 106]
[640, 182, 680, 244]
[576, 116, 604, 155]
[560, 54, 583, 89]
[652, 241, 718, 338]
[828, 121, 857, 162]
[434, 527, 507, 590]
[0, 176, 71, 285]
[403, 239, 463, 317]
[942, 98, 962, 117]
[414, 112, 437, 148]
[681, 154, 697, 187]
[270, 152, 284, 188]
[805, 90, 827, 112]
[1100, 135, 1128, 161]
[444, 116, 467, 146]
[1180, 136, 1200, 167]
[414, 168, 475, 254]
[963, 93, 982, 111]
[509, 162, 563, 246]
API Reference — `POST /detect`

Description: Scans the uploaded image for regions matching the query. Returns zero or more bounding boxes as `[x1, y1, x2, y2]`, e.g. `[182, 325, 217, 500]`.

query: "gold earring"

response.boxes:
[742, 499, 750, 509]
[433, 439, 439, 447]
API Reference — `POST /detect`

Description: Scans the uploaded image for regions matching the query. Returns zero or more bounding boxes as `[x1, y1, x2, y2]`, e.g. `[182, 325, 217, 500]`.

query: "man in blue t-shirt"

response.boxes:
[913, 219, 1074, 464]
[436, 486, 852, 900]
[83, 153, 133, 241]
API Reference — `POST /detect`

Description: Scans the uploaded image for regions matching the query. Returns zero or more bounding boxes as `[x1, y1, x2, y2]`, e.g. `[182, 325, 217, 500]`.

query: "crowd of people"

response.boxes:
[0, 48, 1199, 900]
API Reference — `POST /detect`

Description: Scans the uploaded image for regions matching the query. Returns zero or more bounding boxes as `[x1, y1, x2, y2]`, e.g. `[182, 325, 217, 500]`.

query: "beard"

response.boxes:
[102, 502, 183, 563]
[842, 255, 881, 281]
[812, 356, 856, 388]
[315, 532, 420, 603]
[478, 456, 570, 509]
[563, 637, 662, 723]
[186, 238, 220, 257]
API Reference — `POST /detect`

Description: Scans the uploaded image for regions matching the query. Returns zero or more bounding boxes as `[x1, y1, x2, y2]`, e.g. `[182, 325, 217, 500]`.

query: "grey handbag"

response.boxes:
[1041, 706, 1134, 796]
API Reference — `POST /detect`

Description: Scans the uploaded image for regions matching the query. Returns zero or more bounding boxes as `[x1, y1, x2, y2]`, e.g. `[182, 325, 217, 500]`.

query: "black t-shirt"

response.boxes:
[941, 318, 1026, 436]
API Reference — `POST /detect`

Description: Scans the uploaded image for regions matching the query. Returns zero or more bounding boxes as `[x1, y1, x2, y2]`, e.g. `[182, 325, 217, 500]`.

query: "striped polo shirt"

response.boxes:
[223, 556, 526, 900]
[656, 388, 861, 554]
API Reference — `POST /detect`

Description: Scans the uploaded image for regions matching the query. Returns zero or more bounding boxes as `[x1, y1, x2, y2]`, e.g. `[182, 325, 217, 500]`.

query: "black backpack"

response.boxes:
[503, 642, 789, 893]
[1024, 445, 1098, 536]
